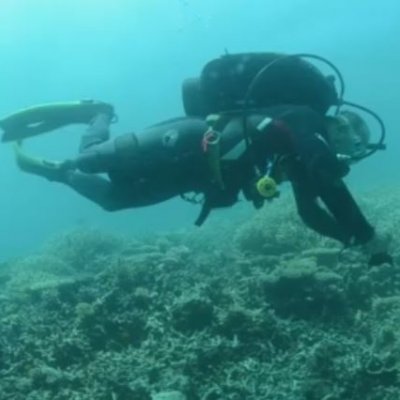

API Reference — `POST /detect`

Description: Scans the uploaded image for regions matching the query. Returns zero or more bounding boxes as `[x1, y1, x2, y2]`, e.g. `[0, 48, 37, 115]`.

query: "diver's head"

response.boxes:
[325, 110, 370, 160]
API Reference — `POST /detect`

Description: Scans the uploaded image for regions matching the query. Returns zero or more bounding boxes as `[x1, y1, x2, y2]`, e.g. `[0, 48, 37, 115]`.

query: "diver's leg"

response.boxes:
[14, 113, 117, 179]
[63, 170, 171, 210]
[16, 115, 207, 208]
[74, 113, 121, 174]
[62, 171, 133, 211]
[15, 147, 166, 210]
[14, 144, 123, 209]
[75, 133, 138, 174]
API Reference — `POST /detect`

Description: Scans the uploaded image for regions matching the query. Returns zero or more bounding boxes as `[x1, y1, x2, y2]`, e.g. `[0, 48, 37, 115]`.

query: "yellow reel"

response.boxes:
[256, 175, 278, 199]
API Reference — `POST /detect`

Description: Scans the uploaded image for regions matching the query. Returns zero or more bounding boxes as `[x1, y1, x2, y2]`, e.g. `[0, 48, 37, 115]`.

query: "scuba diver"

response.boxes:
[0, 52, 392, 266]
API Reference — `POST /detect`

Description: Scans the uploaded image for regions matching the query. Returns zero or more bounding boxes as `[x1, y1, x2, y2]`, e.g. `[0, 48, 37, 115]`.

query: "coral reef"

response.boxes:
[0, 188, 399, 399]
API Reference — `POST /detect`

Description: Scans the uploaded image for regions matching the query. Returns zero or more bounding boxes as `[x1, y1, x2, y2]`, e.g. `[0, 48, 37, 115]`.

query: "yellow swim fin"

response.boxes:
[1, 100, 114, 142]
[14, 141, 69, 181]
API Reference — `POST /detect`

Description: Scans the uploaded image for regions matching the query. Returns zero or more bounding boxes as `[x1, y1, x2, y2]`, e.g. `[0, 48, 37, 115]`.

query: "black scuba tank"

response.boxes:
[182, 53, 338, 117]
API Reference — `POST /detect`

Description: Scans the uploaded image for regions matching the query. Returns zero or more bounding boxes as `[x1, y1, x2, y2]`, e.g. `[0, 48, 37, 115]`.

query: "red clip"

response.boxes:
[202, 130, 215, 153]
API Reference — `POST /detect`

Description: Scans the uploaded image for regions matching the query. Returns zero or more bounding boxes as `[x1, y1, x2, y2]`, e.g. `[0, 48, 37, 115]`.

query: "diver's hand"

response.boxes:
[363, 230, 393, 266]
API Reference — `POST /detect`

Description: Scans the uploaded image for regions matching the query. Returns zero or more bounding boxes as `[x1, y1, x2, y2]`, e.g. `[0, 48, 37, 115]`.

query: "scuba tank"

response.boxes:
[182, 52, 338, 117]
[182, 52, 386, 162]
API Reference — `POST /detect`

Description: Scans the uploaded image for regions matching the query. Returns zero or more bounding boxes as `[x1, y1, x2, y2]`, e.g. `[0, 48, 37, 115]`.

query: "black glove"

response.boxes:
[364, 231, 393, 267]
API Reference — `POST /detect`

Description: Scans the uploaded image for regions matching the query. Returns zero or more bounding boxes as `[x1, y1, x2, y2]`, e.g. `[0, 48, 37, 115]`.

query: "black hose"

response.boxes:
[241, 53, 346, 172]
[342, 100, 386, 160]
[240, 53, 386, 163]
[243, 53, 345, 114]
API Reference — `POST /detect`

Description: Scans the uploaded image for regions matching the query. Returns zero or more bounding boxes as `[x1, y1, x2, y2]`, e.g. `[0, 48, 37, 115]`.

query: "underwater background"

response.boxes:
[0, 0, 399, 259]
[0, 1, 399, 399]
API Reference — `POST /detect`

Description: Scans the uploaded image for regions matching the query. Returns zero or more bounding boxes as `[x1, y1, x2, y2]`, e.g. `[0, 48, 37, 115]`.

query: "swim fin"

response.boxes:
[1, 100, 114, 142]
[14, 142, 73, 182]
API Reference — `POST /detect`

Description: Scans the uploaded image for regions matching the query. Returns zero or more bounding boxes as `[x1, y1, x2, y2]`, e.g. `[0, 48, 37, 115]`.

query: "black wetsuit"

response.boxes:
[62, 105, 374, 246]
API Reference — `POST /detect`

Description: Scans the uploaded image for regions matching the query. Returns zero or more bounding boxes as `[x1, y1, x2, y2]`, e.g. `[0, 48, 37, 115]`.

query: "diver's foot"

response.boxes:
[15, 146, 74, 182]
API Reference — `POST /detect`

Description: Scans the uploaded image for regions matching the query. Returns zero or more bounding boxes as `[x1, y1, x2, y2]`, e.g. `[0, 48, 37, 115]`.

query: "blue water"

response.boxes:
[0, 0, 398, 260]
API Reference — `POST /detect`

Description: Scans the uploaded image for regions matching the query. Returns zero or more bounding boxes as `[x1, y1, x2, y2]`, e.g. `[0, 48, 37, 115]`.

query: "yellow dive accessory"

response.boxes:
[256, 175, 278, 199]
